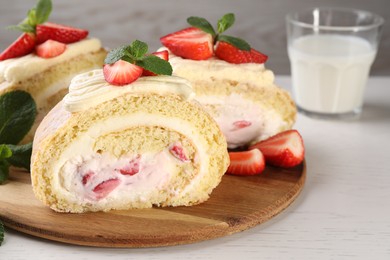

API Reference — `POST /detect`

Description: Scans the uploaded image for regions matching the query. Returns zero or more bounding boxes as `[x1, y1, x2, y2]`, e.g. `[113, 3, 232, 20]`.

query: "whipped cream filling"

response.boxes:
[0, 38, 102, 84]
[61, 150, 177, 202]
[158, 47, 275, 86]
[51, 113, 209, 204]
[64, 71, 195, 112]
[197, 93, 287, 148]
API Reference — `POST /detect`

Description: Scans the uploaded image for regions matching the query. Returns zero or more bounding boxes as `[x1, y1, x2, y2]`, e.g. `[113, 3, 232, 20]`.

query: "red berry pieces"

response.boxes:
[103, 60, 143, 86]
[232, 120, 252, 130]
[160, 27, 213, 60]
[92, 178, 121, 200]
[35, 39, 66, 58]
[82, 171, 94, 186]
[119, 155, 141, 176]
[142, 50, 169, 76]
[226, 149, 265, 176]
[215, 41, 268, 64]
[169, 143, 190, 162]
[0, 33, 36, 61]
[36, 22, 88, 44]
[249, 130, 304, 168]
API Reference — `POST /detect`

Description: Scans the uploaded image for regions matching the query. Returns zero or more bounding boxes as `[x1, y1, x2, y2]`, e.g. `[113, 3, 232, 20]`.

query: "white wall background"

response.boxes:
[0, 0, 389, 75]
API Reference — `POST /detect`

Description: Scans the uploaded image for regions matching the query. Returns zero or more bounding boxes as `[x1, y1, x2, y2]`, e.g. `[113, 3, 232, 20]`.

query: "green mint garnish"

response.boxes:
[187, 16, 216, 36]
[105, 40, 173, 76]
[5, 143, 33, 171]
[217, 35, 250, 51]
[217, 13, 235, 34]
[7, 0, 52, 33]
[0, 91, 37, 184]
[186, 13, 251, 51]
[0, 220, 4, 246]
[0, 91, 37, 145]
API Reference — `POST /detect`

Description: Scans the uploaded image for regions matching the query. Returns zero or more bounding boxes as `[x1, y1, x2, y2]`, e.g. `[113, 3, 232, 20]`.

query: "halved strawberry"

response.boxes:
[160, 27, 213, 60]
[0, 33, 36, 61]
[35, 40, 66, 58]
[226, 149, 265, 176]
[142, 50, 169, 76]
[249, 130, 304, 168]
[215, 41, 268, 64]
[103, 60, 143, 86]
[36, 22, 88, 44]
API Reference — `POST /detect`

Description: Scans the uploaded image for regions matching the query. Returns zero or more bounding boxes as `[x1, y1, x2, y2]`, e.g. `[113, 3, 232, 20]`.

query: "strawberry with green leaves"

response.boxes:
[103, 40, 172, 86]
[160, 13, 268, 64]
[0, 0, 88, 61]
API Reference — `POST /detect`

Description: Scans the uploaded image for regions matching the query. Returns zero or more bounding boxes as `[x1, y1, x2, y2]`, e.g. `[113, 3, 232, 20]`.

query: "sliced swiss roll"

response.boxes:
[0, 0, 107, 143]
[31, 69, 229, 213]
[158, 48, 297, 149]
[158, 13, 297, 149]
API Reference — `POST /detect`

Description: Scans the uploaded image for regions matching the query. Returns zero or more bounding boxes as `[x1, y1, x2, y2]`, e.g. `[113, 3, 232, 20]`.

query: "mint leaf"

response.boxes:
[0, 145, 12, 160]
[104, 46, 129, 64]
[217, 13, 235, 34]
[0, 91, 37, 145]
[130, 40, 148, 59]
[187, 16, 216, 36]
[26, 9, 37, 27]
[7, 0, 52, 33]
[35, 0, 52, 24]
[217, 35, 251, 51]
[7, 24, 35, 33]
[0, 160, 10, 184]
[0, 220, 4, 246]
[6, 143, 32, 171]
[136, 55, 172, 76]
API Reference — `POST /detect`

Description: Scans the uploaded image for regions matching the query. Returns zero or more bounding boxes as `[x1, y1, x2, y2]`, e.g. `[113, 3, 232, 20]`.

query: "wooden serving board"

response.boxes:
[0, 162, 305, 248]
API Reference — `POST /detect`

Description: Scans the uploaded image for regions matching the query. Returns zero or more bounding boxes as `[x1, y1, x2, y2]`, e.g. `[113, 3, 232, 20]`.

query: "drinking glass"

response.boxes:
[286, 8, 384, 119]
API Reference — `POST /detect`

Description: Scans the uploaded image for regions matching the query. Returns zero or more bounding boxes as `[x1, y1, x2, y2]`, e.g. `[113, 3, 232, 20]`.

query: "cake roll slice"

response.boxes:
[0, 38, 107, 142]
[31, 71, 229, 213]
[164, 49, 297, 149]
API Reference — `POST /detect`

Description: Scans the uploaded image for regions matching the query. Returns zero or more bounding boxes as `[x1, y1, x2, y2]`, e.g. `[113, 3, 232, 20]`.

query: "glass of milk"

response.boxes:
[286, 8, 384, 119]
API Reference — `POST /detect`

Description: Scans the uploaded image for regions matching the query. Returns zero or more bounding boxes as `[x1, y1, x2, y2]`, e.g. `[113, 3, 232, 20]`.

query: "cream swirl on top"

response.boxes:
[158, 47, 275, 86]
[0, 38, 102, 84]
[64, 70, 195, 112]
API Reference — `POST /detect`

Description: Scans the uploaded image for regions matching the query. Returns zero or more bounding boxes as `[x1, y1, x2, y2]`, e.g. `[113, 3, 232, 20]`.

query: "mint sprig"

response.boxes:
[0, 91, 36, 185]
[7, 0, 52, 33]
[186, 13, 251, 51]
[105, 40, 173, 76]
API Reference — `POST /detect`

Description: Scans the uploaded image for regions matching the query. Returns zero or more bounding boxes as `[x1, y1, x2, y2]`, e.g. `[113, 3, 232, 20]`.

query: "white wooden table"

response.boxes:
[1, 76, 390, 259]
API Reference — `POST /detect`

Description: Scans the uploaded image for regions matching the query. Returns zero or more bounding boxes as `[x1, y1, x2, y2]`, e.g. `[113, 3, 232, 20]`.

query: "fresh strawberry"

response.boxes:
[93, 178, 121, 199]
[35, 39, 66, 58]
[215, 41, 268, 64]
[0, 33, 36, 61]
[249, 130, 304, 168]
[36, 22, 88, 44]
[103, 60, 143, 86]
[160, 27, 213, 60]
[142, 50, 169, 76]
[169, 142, 190, 162]
[226, 149, 265, 176]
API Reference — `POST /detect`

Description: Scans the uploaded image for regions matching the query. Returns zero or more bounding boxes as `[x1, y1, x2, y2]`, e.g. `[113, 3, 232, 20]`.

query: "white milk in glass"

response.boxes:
[288, 34, 376, 114]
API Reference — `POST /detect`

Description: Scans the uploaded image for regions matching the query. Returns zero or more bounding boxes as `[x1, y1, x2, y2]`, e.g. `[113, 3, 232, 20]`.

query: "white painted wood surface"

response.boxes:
[1, 76, 390, 259]
[0, 0, 389, 75]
